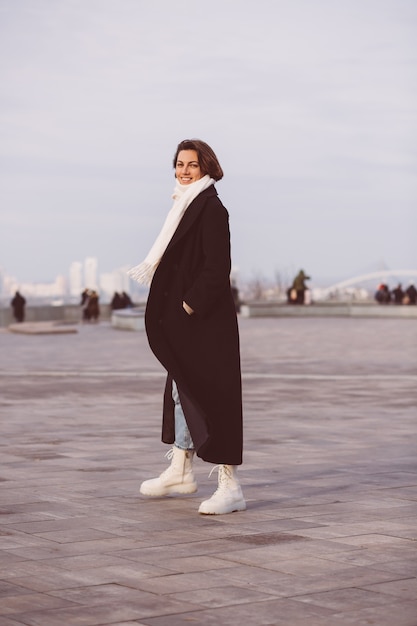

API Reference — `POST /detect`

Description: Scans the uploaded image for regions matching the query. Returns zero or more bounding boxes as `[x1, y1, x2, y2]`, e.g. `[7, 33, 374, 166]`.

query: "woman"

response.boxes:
[129, 139, 245, 515]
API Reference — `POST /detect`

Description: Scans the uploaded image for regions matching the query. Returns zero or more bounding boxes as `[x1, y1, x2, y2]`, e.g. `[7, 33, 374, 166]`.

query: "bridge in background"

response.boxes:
[321, 269, 417, 295]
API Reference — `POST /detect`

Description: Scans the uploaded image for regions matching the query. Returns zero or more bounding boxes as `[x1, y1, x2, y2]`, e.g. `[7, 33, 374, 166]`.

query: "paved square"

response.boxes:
[0, 316, 416, 625]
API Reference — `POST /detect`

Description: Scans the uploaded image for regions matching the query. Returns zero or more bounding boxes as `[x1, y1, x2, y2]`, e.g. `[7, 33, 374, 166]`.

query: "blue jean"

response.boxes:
[172, 380, 194, 450]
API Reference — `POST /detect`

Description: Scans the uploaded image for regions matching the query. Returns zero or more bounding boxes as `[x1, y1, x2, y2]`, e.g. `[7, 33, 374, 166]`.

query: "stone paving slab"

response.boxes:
[8, 322, 78, 335]
[0, 317, 416, 625]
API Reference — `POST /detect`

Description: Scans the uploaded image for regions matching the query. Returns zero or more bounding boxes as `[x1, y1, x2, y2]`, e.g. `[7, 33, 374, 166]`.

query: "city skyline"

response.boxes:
[1, 1, 416, 286]
[1, 253, 415, 304]
[0, 255, 138, 302]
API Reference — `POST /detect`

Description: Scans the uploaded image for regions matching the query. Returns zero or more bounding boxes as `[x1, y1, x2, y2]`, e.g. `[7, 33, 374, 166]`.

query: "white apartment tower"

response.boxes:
[84, 257, 98, 290]
[69, 262, 83, 297]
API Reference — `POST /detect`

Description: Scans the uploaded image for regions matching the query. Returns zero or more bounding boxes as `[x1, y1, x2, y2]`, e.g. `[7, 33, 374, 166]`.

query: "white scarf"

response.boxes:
[127, 174, 215, 286]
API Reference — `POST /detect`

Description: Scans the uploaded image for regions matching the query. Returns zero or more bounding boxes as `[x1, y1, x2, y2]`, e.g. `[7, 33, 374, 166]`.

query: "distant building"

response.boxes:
[69, 262, 83, 297]
[100, 273, 117, 299]
[100, 266, 132, 301]
[84, 257, 98, 290]
[16, 276, 66, 299]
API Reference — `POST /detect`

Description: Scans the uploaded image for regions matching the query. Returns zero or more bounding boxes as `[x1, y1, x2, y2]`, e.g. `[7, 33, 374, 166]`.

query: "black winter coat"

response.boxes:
[145, 185, 243, 465]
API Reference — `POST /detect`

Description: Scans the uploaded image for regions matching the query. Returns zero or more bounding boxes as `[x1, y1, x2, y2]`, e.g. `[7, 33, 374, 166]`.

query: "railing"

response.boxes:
[0, 304, 112, 328]
[241, 301, 417, 318]
[2, 300, 416, 328]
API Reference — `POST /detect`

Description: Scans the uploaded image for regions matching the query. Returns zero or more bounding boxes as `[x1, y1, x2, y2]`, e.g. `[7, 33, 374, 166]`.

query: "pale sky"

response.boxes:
[1, 0, 416, 287]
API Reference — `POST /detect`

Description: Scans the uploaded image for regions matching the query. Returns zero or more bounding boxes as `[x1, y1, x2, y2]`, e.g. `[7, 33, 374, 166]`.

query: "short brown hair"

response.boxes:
[173, 139, 224, 181]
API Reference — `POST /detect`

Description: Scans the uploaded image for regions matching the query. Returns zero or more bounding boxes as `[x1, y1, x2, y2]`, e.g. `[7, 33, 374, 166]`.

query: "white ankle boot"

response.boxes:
[140, 447, 197, 496]
[198, 464, 246, 514]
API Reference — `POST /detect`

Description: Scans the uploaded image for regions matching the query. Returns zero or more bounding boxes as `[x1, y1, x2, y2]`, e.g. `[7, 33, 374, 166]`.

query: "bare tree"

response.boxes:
[245, 273, 267, 301]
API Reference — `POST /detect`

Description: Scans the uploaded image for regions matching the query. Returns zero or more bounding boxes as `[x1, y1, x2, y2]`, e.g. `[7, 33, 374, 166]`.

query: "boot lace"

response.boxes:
[158, 447, 175, 478]
[207, 465, 233, 497]
[165, 447, 175, 461]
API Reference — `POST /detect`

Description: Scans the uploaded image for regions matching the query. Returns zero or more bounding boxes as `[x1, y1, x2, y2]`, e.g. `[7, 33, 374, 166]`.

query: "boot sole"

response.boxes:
[198, 500, 246, 515]
[140, 482, 198, 497]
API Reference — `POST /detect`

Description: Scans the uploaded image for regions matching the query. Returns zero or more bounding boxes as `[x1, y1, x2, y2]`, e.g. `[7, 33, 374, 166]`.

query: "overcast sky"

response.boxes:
[1, 0, 416, 287]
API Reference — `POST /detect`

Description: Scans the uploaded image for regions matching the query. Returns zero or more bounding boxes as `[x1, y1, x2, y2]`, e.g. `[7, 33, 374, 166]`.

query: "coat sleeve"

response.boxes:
[183, 199, 232, 318]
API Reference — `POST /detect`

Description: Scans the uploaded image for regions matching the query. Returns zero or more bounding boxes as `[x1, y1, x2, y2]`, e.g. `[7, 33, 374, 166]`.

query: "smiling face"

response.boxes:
[175, 149, 204, 184]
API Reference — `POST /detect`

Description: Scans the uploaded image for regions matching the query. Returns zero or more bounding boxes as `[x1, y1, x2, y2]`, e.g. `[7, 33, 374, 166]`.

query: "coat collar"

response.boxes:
[164, 185, 218, 255]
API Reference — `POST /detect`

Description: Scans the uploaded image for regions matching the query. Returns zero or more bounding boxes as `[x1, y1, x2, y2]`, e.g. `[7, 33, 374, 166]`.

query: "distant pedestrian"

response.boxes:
[86, 290, 100, 321]
[11, 291, 26, 322]
[120, 291, 134, 308]
[231, 281, 241, 313]
[80, 288, 91, 321]
[290, 269, 311, 305]
[391, 283, 404, 305]
[404, 283, 417, 305]
[375, 283, 391, 304]
[110, 292, 123, 310]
